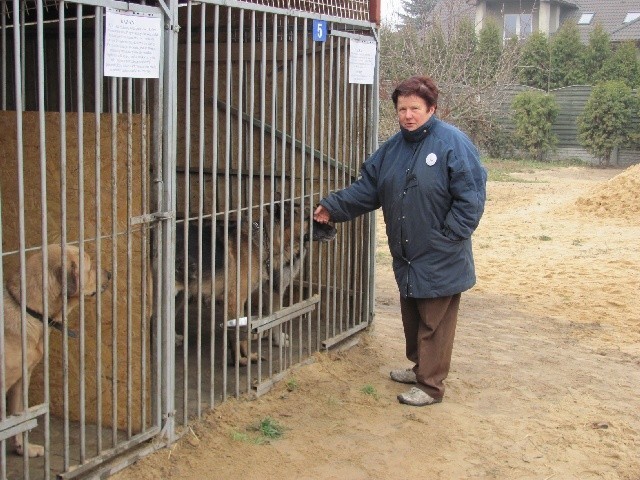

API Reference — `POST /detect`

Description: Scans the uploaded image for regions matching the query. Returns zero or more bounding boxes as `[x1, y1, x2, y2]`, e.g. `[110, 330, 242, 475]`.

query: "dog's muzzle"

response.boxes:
[308, 220, 337, 242]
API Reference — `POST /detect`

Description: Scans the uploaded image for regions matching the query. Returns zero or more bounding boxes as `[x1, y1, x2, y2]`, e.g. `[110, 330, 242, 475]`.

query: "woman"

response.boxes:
[314, 75, 487, 406]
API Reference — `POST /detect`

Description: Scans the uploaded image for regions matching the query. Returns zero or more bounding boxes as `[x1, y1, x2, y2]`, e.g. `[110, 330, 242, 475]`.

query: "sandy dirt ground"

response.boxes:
[114, 164, 640, 480]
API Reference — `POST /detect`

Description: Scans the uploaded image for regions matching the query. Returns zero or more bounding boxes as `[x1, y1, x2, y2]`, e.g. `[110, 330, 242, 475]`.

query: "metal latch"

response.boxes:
[130, 211, 174, 226]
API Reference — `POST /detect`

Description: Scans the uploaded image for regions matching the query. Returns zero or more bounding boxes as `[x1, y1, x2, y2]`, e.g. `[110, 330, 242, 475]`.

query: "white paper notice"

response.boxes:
[348, 39, 376, 85]
[104, 9, 162, 79]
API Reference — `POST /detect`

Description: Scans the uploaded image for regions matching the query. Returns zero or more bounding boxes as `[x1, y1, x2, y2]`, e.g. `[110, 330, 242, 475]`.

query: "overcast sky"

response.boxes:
[381, 0, 405, 26]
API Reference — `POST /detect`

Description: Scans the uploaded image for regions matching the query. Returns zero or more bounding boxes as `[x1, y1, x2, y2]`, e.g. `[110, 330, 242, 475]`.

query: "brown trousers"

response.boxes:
[399, 293, 461, 400]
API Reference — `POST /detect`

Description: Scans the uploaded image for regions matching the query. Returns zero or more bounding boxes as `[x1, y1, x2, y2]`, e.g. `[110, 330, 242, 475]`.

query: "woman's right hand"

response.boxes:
[313, 204, 331, 224]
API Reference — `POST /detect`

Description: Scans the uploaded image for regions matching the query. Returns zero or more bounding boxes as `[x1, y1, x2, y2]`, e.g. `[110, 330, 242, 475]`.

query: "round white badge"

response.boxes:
[426, 153, 437, 166]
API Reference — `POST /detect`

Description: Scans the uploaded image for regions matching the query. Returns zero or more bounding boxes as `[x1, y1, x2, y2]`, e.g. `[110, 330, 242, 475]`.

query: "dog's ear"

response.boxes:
[66, 260, 80, 298]
[272, 202, 281, 219]
[267, 192, 282, 218]
[5, 268, 21, 302]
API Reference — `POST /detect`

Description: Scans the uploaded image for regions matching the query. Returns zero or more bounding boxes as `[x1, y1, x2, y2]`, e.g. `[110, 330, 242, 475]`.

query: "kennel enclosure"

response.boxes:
[0, 0, 380, 478]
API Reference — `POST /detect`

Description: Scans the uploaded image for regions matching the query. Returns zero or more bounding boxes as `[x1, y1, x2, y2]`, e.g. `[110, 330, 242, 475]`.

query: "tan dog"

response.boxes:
[2, 244, 111, 457]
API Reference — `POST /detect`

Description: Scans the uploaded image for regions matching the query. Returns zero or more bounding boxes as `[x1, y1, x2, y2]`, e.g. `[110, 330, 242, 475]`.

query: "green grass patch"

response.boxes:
[360, 384, 379, 400]
[230, 431, 251, 442]
[285, 377, 299, 392]
[256, 417, 285, 440]
[232, 416, 286, 444]
[483, 157, 588, 182]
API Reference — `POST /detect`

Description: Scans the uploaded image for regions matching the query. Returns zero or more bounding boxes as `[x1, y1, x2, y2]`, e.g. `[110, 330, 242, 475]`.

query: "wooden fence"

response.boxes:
[498, 85, 640, 166]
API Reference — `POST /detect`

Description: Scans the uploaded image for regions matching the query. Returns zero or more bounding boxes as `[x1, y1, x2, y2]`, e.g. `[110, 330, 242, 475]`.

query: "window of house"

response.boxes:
[521, 14, 533, 37]
[504, 13, 533, 40]
[504, 14, 518, 37]
[578, 13, 595, 25]
[623, 12, 640, 23]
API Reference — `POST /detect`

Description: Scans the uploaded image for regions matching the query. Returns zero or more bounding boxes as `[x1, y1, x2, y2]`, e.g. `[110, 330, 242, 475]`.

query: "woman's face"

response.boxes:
[396, 94, 435, 131]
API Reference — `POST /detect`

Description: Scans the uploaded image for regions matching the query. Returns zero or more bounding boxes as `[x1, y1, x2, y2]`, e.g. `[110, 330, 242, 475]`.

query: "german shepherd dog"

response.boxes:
[175, 199, 336, 365]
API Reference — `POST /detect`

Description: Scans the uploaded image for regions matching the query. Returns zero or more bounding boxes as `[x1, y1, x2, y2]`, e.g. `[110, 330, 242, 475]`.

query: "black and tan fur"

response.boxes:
[175, 200, 336, 365]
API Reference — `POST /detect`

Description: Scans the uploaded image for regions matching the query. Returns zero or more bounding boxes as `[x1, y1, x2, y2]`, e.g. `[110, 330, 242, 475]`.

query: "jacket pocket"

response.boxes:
[440, 226, 464, 243]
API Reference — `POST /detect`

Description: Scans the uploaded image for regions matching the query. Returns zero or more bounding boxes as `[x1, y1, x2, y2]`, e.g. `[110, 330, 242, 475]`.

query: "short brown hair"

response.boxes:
[391, 76, 439, 111]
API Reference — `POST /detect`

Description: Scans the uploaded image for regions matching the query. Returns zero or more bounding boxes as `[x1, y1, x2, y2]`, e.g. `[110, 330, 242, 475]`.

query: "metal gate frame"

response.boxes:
[0, 0, 379, 477]
[0, 0, 171, 477]
[167, 0, 380, 427]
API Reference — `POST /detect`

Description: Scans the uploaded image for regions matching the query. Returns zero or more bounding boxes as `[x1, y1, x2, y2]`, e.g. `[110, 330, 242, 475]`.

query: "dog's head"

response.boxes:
[268, 198, 337, 244]
[7, 244, 112, 318]
[307, 220, 337, 243]
[53, 245, 112, 299]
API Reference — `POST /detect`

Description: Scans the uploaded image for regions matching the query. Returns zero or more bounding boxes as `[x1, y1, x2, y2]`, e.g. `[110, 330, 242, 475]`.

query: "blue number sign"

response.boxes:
[312, 20, 327, 42]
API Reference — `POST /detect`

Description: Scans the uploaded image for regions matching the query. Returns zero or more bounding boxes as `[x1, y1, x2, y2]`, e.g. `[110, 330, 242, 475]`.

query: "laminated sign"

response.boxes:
[104, 8, 162, 79]
[348, 39, 376, 85]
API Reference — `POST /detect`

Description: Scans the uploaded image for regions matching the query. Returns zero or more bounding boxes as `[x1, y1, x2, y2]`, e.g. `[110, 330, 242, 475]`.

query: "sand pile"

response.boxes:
[574, 163, 640, 221]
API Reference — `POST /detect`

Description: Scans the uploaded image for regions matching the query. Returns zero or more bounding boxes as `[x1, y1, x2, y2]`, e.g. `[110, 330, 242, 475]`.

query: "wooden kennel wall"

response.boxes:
[1, 109, 152, 433]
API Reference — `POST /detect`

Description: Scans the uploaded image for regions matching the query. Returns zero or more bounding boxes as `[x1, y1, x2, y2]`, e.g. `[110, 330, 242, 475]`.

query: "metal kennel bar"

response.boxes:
[1, 0, 378, 477]
[0, 3, 49, 479]
[1, 0, 173, 478]
[172, 0, 378, 426]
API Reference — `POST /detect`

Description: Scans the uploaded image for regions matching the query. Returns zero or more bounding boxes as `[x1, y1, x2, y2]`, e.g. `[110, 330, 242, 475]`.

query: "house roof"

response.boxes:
[547, 0, 579, 7]
[467, 0, 579, 7]
[568, 0, 640, 42]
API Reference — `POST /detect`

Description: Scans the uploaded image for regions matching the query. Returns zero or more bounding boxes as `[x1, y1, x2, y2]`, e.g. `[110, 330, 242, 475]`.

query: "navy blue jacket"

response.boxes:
[319, 115, 487, 298]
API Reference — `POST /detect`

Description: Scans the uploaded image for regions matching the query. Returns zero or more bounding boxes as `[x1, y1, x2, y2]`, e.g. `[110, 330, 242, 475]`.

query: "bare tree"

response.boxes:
[399, 0, 439, 28]
[379, 0, 522, 150]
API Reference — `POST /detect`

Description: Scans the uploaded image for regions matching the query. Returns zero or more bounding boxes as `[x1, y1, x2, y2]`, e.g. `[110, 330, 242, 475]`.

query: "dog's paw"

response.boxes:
[175, 333, 184, 347]
[273, 332, 290, 347]
[15, 442, 45, 458]
[249, 352, 264, 364]
[238, 353, 264, 366]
